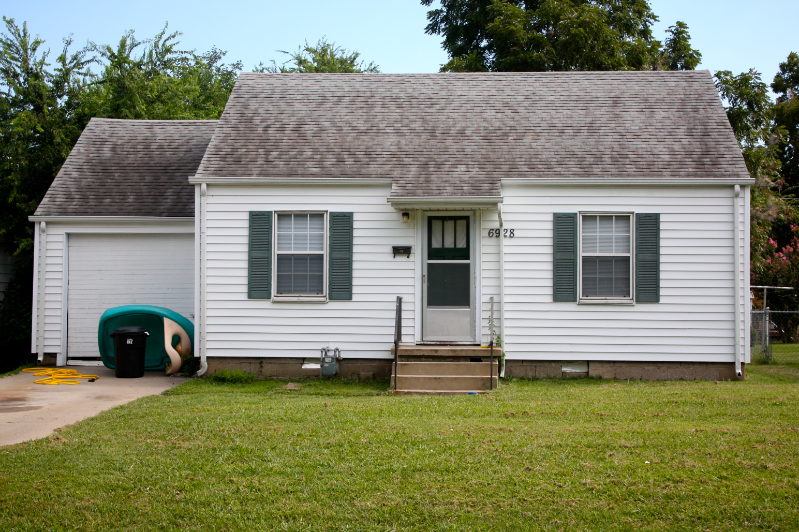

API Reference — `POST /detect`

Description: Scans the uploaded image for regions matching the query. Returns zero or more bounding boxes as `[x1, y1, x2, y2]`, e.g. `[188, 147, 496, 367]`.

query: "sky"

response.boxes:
[2, 0, 797, 88]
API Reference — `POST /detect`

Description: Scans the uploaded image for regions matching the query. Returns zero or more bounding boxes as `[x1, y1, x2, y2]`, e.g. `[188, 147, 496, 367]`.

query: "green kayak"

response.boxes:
[98, 305, 194, 374]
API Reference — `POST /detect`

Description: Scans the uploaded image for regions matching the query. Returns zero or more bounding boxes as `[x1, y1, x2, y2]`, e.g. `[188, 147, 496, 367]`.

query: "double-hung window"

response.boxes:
[580, 214, 632, 300]
[275, 213, 326, 296]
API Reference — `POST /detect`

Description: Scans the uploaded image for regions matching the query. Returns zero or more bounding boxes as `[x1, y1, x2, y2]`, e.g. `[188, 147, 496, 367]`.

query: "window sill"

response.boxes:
[578, 299, 635, 305]
[272, 295, 328, 303]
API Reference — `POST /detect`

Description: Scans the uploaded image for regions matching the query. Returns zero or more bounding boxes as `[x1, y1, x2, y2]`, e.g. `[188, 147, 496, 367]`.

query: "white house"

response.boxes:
[30, 71, 752, 385]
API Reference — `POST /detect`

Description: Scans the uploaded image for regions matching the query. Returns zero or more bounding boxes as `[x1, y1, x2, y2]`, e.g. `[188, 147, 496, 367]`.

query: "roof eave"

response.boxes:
[28, 215, 195, 224]
[387, 196, 503, 210]
[188, 176, 391, 185]
[502, 177, 755, 186]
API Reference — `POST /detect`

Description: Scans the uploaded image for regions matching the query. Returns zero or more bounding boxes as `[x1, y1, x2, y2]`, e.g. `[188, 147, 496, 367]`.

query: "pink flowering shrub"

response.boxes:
[752, 224, 799, 310]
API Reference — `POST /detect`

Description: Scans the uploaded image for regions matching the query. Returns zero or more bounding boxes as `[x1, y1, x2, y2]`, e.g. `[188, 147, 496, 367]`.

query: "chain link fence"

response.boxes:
[751, 310, 799, 364]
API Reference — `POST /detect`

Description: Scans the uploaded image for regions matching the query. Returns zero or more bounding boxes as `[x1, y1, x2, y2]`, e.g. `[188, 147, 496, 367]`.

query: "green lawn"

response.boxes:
[770, 342, 799, 367]
[0, 362, 35, 379]
[1, 363, 798, 531]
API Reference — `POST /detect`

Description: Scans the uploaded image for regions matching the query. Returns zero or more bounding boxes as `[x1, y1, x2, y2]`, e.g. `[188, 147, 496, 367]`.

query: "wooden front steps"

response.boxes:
[392, 346, 499, 394]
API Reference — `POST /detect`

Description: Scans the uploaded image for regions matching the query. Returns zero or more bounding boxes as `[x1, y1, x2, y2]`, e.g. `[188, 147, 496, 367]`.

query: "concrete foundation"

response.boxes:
[205, 357, 742, 381]
[39, 353, 57, 366]
[505, 360, 742, 381]
[205, 357, 392, 380]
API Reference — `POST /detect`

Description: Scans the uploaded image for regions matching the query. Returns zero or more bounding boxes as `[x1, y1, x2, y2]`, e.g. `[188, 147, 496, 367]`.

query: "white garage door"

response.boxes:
[67, 233, 194, 362]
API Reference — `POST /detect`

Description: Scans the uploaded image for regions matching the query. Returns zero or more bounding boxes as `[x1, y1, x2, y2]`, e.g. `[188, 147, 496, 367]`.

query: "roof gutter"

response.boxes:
[502, 178, 755, 186]
[187, 176, 389, 186]
[388, 196, 503, 210]
[28, 216, 194, 223]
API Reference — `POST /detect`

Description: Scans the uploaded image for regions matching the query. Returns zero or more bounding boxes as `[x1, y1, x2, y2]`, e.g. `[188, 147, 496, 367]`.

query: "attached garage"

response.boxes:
[29, 118, 214, 366]
[66, 233, 194, 363]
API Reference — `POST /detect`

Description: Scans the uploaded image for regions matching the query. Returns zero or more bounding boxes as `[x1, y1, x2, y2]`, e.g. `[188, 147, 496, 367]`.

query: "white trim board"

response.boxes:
[29, 216, 194, 224]
[31, 222, 40, 354]
[502, 178, 754, 186]
[188, 177, 390, 185]
[389, 197, 503, 210]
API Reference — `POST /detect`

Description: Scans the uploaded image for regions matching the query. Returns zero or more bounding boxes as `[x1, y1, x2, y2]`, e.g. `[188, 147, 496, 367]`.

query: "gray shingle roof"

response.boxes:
[195, 71, 749, 198]
[35, 118, 216, 217]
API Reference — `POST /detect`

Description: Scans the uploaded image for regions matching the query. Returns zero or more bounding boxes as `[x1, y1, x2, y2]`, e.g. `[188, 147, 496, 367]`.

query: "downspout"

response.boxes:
[196, 183, 209, 376]
[37, 221, 47, 363]
[498, 204, 506, 378]
[733, 185, 742, 378]
[31, 222, 41, 361]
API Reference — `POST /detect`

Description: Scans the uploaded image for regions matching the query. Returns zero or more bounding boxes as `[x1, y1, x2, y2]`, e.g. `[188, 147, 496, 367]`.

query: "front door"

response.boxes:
[423, 215, 474, 342]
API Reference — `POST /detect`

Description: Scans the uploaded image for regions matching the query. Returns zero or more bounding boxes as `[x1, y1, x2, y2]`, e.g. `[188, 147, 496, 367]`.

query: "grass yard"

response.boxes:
[1, 359, 798, 531]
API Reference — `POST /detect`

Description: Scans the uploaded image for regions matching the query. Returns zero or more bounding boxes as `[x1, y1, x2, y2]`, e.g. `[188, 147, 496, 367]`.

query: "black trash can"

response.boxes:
[110, 326, 149, 378]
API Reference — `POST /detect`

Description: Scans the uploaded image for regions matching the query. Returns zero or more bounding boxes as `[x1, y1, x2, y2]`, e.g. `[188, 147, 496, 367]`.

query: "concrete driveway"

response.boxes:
[0, 366, 187, 446]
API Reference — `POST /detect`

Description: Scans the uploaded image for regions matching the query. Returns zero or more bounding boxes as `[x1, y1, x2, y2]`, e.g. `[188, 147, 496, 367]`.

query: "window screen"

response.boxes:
[581, 215, 631, 298]
[276, 213, 325, 295]
[427, 263, 471, 307]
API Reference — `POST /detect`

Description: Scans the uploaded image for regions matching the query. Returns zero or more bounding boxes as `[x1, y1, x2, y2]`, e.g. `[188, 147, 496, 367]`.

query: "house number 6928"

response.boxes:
[488, 229, 514, 238]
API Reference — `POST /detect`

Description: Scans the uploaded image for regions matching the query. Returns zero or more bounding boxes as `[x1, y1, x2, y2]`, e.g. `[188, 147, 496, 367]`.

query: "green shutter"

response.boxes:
[635, 213, 660, 303]
[553, 213, 578, 302]
[248, 211, 272, 299]
[329, 212, 353, 300]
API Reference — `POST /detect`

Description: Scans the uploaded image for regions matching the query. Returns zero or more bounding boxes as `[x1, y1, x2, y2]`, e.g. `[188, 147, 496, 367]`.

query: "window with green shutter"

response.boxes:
[248, 211, 354, 301]
[248, 211, 273, 299]
[552, 211, 660, 303]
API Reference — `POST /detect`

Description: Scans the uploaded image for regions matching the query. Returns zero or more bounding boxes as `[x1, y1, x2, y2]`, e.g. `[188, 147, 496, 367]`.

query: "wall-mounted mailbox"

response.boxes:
[392, 246, 412, 258]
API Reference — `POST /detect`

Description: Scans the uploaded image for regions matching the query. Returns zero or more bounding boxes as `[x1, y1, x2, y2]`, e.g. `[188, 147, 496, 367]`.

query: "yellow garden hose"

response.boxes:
[22, 368, 100, 385]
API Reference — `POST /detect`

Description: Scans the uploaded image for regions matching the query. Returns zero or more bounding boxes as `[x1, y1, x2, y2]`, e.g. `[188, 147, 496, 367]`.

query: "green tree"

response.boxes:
[773, 52, 799, 193]
[0, 17, 91, 369]
[421, 0, 700, 72]
[714, 67, 799, 310]
[0, 17, 91, 259]
[0, 20, 243, 370]
[255, 38, 379, 73]
[85, 25, 241, 120]
[714, 69, 785, 187]
[660, 21, 701, 71]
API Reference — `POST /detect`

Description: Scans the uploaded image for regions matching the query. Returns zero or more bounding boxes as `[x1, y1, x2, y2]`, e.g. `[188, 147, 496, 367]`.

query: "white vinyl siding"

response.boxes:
[204, 184, 414, 359]
[500, 184, 749, 363]
[43, 231, 65, 352]
[480, 210, 502, 345]
[67, 233, 194, 359]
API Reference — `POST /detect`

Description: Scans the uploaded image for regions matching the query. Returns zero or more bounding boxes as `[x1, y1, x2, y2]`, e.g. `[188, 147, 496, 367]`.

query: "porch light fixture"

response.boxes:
[401, 211, 411, 223]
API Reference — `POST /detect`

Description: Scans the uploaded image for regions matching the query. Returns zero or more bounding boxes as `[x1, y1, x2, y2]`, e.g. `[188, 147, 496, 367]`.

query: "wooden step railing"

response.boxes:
[489, 296, 495, 391]
[393, 295, 402, 390]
